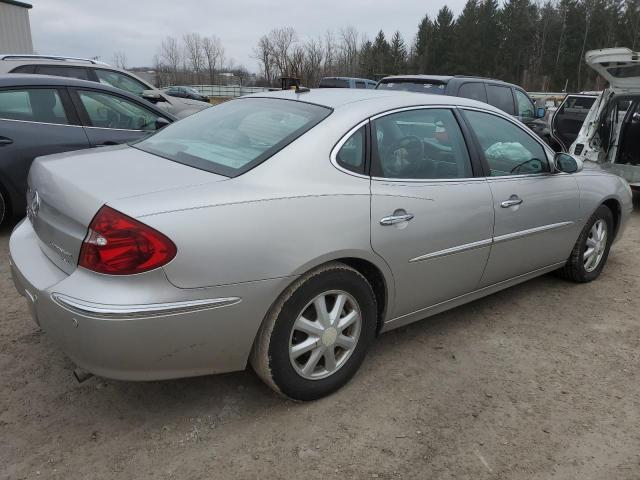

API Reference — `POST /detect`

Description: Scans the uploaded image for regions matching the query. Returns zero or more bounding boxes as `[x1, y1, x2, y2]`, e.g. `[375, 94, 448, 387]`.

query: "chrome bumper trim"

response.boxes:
[50, 293, 242, 319]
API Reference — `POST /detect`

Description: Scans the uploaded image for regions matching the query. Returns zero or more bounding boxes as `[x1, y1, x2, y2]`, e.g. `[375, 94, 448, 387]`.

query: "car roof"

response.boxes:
[378, 74, 518, 88]
[0, 74, 177, 119]
[321, 76, 375, 82]
[246, 88, 505, 113]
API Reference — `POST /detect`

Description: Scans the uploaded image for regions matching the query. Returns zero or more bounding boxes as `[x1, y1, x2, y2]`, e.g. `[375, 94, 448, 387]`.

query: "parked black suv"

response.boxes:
[376, 75, 546, 138]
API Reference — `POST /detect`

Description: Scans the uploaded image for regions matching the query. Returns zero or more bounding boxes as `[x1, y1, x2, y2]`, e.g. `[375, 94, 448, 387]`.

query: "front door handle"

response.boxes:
[380, 211, 414, 226]
[0, 136, 13, 146]
[501, 195, 523, 208]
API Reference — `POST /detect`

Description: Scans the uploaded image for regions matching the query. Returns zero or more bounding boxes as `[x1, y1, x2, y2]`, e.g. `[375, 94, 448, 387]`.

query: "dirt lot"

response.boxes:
[1, 208, 639, 480]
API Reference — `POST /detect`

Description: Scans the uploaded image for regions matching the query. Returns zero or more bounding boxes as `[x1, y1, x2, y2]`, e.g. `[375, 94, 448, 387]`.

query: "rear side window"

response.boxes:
[372, 108, 472, 179]
[486, 85, 515, 115]
[135, 98, 332, 177]
[336, 125, 366, 173]
[355, 81, 366, 89]
[0, 89, 68, 124]
[36, 65, 92, 81]
[376, 79, 446, 94]
[514, 89, 535, 119]
[94, 70, 148, 97]
[9, 65, 36, 74]
[458, 82, 487, 103]
[319, 78, 349, 88]
[77, 90, 161, 131]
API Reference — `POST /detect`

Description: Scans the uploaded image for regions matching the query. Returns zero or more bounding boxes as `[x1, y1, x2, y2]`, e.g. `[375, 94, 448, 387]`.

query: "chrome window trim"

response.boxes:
[329, 119, 371, 179]
[83, 125, 149, 133]
[0, 117, 80, 128]
[51, 293, 241, 319]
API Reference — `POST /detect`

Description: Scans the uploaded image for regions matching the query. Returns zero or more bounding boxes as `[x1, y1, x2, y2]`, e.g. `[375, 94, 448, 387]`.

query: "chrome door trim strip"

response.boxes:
[408, 222, 574, 264]
[493, 221, 575, 244]
[51, 293, 241, 319]
[84, 126, 149, 133]
[409, 238, 493, 263]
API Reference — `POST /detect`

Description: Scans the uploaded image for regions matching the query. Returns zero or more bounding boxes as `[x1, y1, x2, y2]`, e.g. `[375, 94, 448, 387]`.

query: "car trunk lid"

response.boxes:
[27, 145, 225, 274]
[586, 48, 640, 92]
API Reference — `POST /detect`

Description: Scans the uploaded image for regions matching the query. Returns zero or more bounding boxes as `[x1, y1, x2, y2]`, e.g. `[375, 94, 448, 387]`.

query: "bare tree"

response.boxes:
[202, 35, 224, 84]
[184, 33, 205, 84]
[303, 37, 324, 87]
[111, 51, 127, 70]
[160, 36, 182, 84]
[339, 26, 359, 75]
[253, 35, 275, 85]
[323, 29, 337, 76]
[269, 27, 298, 77]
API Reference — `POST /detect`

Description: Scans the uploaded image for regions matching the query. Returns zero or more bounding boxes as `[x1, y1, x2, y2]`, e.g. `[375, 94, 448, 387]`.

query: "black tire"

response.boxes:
[0, 189, 6, 227]
[557, 205, 614, 283]
[250, 262, 377, 401]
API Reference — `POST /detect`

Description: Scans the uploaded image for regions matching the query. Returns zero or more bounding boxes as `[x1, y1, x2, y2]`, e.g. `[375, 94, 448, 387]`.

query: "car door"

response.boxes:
[461, 108, 581, 286]
[369, 107, 494, 319]
[0, 87, 90, 213]
[70, 88, 170, 146]
[550, 95, 597, 152]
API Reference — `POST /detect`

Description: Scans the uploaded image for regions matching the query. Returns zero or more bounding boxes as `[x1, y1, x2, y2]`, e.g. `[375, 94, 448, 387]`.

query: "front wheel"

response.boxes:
[250, 262, 377, 401]
[557, 205, 614, 283]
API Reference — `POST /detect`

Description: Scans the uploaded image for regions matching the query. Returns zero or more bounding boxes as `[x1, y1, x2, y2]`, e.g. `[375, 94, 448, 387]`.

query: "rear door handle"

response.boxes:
[380, 212, 414, 226]
[501, 195, 523, 208]
[0, 136, 13, 146]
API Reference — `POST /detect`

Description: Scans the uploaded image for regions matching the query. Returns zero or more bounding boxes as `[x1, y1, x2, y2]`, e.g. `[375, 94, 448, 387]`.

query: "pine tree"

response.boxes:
[389, 31, 408, 74]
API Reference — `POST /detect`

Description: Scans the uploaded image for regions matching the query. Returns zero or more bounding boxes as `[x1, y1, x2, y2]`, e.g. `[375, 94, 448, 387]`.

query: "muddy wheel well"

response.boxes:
[602, 199, 621, 239]
[336, 258, 388, 334]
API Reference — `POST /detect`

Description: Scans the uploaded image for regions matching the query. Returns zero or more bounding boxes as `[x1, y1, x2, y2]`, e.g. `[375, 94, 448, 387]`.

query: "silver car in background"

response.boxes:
[10, 89, 633, 400]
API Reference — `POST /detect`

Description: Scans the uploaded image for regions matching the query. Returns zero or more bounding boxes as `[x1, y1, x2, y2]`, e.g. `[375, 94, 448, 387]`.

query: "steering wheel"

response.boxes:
[382, 135, 424, 177]
[510, 157, 544, 174]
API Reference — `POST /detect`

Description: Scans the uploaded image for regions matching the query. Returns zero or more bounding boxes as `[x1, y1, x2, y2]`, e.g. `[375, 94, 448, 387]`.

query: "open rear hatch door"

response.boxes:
[27, 145, 226, 274]
[586, 48, 640, 92]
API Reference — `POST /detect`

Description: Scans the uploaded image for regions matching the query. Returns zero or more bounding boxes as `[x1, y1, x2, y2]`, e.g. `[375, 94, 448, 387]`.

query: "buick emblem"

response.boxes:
[27, 190, 40, 220]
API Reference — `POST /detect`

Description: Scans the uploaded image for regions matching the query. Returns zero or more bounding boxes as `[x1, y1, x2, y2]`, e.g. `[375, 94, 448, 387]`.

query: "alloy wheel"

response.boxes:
[289, 290, 362, 380]
[584, 219, 607, 273]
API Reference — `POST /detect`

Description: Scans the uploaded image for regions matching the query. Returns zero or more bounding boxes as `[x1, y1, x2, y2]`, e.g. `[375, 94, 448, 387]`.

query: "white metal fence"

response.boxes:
[185, 85, 270, 98]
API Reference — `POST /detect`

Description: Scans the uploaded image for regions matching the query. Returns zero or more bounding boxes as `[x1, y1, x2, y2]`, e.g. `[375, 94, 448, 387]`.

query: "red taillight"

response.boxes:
[79, 206, 177, 275]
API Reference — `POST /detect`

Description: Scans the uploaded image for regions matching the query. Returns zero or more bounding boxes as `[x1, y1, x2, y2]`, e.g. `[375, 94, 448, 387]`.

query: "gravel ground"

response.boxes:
[1, 208, 639, 480]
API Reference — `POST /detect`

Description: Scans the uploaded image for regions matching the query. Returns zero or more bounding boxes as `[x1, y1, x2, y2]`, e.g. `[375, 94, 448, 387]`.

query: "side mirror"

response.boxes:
[155, 117, 171, 130]
[554, 153, 583, 174]
[142, 89, 165, 102]
[536, 107, 546, 119]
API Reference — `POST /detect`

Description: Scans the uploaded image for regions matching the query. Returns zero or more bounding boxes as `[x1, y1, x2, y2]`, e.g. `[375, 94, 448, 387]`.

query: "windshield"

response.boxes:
[134, 98, 332, 177]
[376, 79, 447, 94]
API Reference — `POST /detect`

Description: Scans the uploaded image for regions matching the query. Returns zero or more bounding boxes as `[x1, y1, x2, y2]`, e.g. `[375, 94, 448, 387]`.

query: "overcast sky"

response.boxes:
[27, 0, 469, 71]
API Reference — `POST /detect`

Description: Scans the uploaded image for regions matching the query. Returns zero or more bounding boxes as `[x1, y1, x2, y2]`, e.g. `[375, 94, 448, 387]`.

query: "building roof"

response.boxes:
[0, 0, 33, 8]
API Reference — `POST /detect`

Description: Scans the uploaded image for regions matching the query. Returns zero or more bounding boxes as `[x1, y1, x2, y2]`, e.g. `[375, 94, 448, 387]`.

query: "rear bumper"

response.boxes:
[9, 219, 290, 381]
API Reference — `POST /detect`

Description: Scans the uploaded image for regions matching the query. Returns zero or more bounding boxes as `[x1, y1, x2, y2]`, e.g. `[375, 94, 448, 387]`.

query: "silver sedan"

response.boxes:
[10, 89, 634, 400]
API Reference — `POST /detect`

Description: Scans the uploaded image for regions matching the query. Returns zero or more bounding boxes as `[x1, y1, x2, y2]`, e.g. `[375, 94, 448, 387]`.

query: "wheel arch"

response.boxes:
[601, 197, 622, 239]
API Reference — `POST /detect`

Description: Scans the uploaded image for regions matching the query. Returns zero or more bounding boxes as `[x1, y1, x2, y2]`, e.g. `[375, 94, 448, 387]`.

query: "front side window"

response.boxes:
[372, 108, 472, 179]
[459, 82, 487, 103]
[515, 89, 535, 119]
[336, 125, 366, 173]
[78, 90, 161, 131]
[486, 85, 515, 115]
[355, 81, 366, 89]
[464, 110, 549, 176]
[0, 88, 68, 124]
[94, 70, 149, 97]
[36, 65, 91, 81]
[135, 98, 332, 177]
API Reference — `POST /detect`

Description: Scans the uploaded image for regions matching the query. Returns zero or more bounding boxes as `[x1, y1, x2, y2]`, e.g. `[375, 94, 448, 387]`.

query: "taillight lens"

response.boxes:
[79, 206, 176, 275]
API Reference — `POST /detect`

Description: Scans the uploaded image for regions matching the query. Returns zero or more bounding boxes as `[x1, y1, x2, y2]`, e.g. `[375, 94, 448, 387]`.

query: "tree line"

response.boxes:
[146, 0, 640, 92]
[254, 0, 640, 92]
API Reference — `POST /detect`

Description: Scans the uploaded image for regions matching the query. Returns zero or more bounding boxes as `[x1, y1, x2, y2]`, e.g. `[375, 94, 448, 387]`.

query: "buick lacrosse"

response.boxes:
[10, 89, 633, 400]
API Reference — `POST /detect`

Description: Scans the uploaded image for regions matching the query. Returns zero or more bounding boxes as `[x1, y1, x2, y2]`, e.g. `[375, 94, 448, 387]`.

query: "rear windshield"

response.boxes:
[134, 98, 331, 177]
[606, 64, 640, 78]
[376, 79, 447, 94]
[319, 78, 350, 88]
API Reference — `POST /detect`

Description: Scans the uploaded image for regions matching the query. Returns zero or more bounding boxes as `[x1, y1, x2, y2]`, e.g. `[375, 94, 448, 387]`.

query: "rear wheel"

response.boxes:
[557, 205, 614, 283]
[0, 190, 6, 227]
[251, 262, 377, 401]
